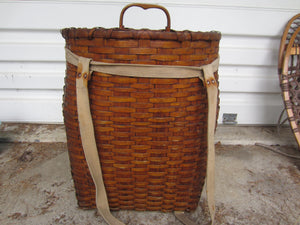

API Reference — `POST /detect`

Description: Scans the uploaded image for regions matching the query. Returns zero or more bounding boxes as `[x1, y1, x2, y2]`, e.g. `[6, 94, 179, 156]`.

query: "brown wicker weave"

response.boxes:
[278, 14, 300, 148]
[61, 4, 221, 213]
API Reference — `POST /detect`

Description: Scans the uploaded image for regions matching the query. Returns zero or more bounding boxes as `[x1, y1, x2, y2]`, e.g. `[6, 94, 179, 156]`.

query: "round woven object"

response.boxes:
[279, 14, 300, 148]
[61, 7, 221, 212]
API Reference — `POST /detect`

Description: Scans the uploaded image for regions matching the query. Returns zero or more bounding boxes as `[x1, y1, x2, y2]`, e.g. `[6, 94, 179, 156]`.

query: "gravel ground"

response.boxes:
[0, 124, 299, 225]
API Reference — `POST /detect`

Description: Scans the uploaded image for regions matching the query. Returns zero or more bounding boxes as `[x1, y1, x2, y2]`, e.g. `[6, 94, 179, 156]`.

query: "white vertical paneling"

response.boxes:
[0, 0, 299, 124]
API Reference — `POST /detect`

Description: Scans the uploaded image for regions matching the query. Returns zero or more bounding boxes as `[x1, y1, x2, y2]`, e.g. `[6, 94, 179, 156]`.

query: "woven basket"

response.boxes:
[61, 4, 221, 212]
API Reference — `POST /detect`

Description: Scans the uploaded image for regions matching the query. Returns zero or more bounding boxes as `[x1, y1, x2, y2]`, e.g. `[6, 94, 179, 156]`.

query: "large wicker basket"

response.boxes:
[61, 3, 221, 215]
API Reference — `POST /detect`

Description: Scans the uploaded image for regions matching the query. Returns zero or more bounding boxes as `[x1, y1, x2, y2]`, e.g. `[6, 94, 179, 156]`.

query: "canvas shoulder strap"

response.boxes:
[70, 49, 218, 225]
[76, 56, 125, 225]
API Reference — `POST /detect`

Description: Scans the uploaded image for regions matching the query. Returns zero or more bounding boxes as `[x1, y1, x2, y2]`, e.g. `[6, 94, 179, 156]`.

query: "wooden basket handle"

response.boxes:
[119, 3, 171, 31]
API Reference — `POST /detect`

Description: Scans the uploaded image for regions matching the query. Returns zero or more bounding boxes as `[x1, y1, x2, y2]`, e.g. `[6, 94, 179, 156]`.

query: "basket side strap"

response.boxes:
[76, 56, 125, 225]
[174, 64, 217, 225]
[203, 64, 218, 225]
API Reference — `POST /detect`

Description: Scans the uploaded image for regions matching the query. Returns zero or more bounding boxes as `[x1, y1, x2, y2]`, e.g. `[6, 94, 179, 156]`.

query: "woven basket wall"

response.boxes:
[61, 27, 221, 212]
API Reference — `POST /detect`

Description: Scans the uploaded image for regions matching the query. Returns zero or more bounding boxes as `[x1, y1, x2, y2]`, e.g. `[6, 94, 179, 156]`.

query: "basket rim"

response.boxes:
[61, 27, 221, 41]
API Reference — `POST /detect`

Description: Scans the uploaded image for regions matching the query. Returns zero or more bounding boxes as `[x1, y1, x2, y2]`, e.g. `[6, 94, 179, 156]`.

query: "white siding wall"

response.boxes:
[0, 0, 299, 124]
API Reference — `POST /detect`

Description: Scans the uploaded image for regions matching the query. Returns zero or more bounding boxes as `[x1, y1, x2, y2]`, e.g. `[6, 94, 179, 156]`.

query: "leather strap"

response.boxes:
[70, 49, 218, 225]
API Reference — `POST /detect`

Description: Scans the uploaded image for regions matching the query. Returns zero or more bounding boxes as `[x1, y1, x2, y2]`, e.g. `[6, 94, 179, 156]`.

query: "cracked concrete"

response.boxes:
[0, 123, 299, 225]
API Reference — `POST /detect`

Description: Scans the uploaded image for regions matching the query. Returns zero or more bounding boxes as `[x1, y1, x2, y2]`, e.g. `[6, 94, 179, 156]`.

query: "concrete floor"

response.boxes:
[0, 123, 300, 225]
